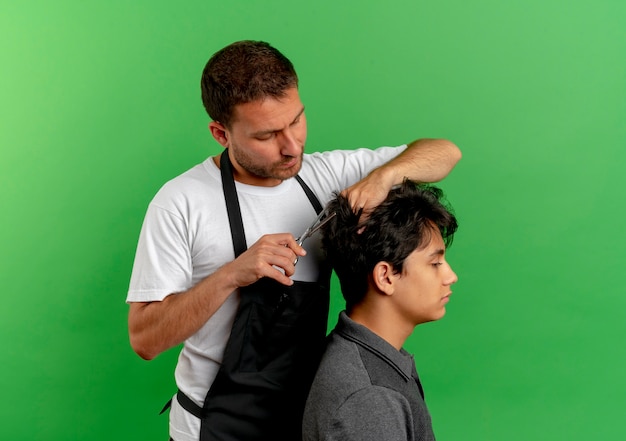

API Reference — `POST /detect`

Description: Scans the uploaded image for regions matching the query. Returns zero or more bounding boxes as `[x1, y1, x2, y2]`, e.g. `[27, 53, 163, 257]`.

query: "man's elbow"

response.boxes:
[442, 139, 462, 165]
[128, 302, 161, 360]
[129, 332, 158, 360]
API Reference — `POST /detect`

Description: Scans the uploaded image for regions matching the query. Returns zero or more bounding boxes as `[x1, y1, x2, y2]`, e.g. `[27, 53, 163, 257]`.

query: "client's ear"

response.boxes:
[372, 261, 398, 296]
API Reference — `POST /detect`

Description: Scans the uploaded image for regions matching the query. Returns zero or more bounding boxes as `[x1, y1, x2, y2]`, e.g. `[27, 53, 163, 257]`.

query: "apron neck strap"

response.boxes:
[220, 151, 247, 258]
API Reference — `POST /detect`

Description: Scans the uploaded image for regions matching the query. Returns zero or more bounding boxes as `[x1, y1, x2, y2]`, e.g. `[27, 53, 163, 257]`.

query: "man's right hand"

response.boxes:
[223, 233, 307, 288]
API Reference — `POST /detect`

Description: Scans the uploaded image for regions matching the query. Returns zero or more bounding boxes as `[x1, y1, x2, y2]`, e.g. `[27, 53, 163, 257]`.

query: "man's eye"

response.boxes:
[432, 262, 443, 268]
[256, 134, 273, 141]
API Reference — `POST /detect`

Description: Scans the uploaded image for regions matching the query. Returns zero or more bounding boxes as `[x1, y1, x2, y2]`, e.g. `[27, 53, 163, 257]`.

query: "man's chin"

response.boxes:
[274, 161, 302, 179]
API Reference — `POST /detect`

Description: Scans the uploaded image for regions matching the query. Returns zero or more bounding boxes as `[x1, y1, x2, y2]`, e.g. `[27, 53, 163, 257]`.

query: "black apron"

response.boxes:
[176, 153, 330, 441]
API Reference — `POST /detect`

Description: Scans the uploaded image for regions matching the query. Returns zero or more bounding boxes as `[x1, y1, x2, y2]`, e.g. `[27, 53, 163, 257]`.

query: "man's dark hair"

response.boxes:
[321, 180, 458, 311]
[200, 40, 298, 127]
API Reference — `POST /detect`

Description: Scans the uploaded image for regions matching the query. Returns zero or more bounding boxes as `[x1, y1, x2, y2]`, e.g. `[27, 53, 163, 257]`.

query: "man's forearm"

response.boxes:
[381, 138, 461, 184]
[128, 263, 238, 360]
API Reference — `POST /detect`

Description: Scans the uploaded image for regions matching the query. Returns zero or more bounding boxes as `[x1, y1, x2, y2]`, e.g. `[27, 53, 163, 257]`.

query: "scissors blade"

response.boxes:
[307, 211, 336, 237]
[294, 209, 336, 265]
[296, 209, 328, 245]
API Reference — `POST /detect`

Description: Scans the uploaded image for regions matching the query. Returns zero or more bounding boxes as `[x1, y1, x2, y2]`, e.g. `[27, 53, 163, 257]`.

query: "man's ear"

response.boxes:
[372, 261, 398, 296]
[209, 121, 229, 147]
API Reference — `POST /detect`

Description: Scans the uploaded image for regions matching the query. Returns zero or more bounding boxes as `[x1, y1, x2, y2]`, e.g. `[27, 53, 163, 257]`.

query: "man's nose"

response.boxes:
[280, 129, 300, 156]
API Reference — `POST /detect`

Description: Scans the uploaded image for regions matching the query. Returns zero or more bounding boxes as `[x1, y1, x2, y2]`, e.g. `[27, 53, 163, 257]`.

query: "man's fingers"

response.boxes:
[280, 236, 307, 257]
[237, 233, 309, 286]
[355, 206, 364, 219]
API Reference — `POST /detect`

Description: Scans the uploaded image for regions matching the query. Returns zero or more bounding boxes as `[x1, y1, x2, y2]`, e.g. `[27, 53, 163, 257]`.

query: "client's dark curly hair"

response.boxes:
[321, 180, 458, 311]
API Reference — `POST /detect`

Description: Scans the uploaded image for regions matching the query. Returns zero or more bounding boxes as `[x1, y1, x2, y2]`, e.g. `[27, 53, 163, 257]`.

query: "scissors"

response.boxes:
[293, 208, 336, 265]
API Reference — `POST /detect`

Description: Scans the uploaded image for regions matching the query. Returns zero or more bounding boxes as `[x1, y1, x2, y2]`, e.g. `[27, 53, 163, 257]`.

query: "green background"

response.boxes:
[1, 1, 625, 439]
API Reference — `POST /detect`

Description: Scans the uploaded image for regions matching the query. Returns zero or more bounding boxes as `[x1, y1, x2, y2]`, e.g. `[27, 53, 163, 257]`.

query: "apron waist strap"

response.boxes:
[176, 390, 202, 419]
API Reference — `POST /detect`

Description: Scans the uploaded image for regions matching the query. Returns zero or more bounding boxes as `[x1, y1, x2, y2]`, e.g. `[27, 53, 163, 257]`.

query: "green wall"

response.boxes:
[1, 1, 625, 439]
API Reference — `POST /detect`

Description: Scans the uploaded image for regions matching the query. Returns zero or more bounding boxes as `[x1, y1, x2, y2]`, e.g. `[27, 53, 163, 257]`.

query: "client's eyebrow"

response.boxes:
[429, 249, 445, 258]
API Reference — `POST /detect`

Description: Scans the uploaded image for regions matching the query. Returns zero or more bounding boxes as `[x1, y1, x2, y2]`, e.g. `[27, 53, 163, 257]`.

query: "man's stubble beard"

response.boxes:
[231, 148, 304, 182]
